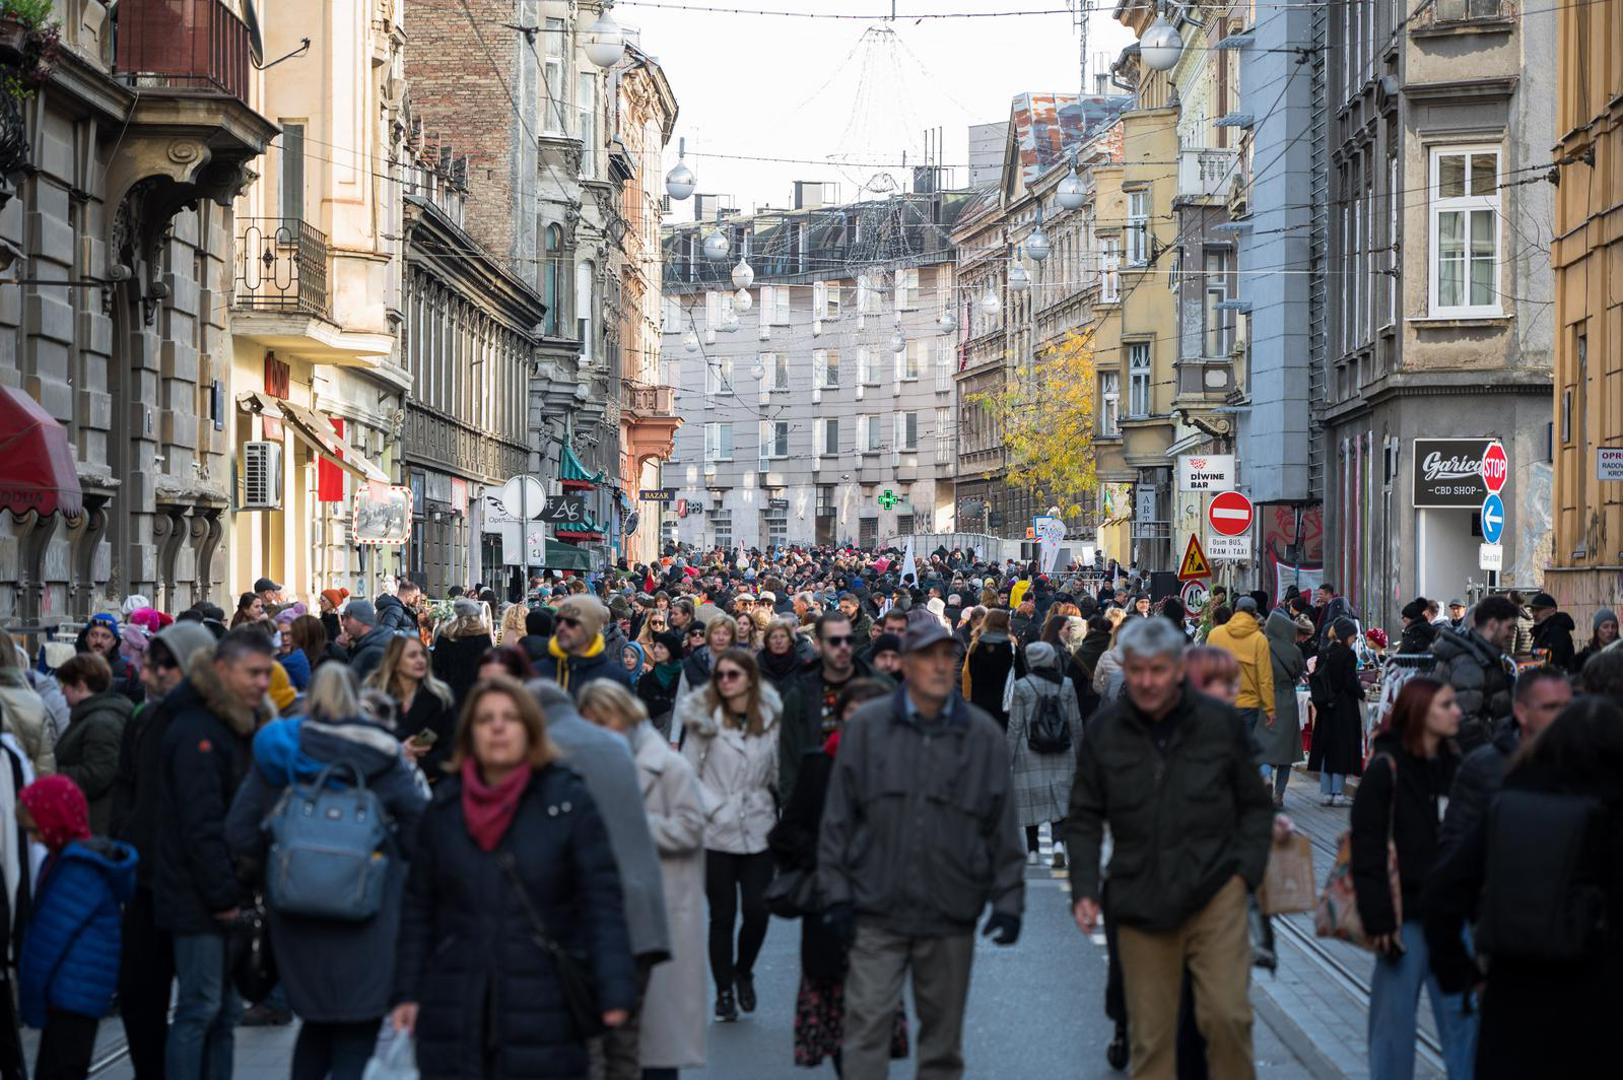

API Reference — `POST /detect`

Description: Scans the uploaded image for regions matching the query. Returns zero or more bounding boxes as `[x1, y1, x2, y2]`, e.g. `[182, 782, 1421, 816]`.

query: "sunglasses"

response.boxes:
[557, 615, 581, 627]
[822, 635, 854, 646]
[716, 669, 748, 683]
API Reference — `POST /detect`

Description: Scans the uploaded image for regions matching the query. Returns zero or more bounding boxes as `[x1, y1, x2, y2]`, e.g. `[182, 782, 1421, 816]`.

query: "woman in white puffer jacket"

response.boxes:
[677, 647, 781, 1024]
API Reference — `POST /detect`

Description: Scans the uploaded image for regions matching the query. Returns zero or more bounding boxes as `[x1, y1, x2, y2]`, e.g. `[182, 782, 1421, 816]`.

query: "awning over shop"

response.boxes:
[544, 539, 591, 571]
[559, 442, 604, 491]
[238, 392, 389, 484]
[0, 385, 83, 518]
[554, 508, 607, 544]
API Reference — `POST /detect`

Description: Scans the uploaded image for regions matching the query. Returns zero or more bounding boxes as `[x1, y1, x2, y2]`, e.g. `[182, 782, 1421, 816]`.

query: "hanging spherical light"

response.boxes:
[1057, 166, 1085, 211]
[980, 289, 1002, 317]
[665, 138, 696, 201]
[720, 311, 740, 333]
[1008, 262, 1031, 292]
[733, 287, 752, 312]
[584, 11, 626, 69]
[1140, 15, 1184, 72]
[1026, 226, 1051, 263]
[731, 259, 754, 290]
[890, 331, 907, 354]
[750, 362, 766, 381]
[937, 311, 958, 335]
[682, 331, 699, 354]
[702, 230, 730, 260]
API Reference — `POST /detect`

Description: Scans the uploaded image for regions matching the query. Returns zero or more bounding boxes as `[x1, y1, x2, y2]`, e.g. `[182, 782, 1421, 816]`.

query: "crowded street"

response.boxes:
[3, 0, 1622, 1079]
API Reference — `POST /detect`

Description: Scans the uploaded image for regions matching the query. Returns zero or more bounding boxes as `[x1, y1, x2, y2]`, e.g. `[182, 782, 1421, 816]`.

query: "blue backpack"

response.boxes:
[263, 761, 391, 922]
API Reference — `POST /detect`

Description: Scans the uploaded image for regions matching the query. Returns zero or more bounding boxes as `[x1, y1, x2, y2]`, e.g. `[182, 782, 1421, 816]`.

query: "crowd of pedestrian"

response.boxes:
[0, 549, 1615, 1080]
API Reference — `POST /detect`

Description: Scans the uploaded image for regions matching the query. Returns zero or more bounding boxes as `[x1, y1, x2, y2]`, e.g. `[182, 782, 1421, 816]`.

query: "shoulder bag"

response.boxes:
[497, 852, 604, 1040]
[1313, 754, 1400, 950]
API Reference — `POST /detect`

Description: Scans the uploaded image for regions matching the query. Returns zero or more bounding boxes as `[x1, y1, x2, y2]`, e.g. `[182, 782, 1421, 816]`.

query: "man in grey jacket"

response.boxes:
[529, 681, 669, 1080]
[818, 616, 1024, 1080]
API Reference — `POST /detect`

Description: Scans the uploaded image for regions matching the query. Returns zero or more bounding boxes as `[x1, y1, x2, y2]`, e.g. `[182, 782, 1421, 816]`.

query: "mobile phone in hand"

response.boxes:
[409, 728, 438, 748]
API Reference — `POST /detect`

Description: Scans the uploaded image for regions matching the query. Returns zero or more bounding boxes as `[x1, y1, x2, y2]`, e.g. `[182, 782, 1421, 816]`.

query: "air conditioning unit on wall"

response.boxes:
[241, 441, 284, 509]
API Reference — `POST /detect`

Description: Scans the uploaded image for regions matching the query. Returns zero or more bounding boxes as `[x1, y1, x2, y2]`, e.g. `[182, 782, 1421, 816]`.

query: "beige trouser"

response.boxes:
[1115, 875, 1255, 1080]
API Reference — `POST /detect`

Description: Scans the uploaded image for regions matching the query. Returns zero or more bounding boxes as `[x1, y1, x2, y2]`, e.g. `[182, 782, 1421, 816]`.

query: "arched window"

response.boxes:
[543, 224, 563, 335]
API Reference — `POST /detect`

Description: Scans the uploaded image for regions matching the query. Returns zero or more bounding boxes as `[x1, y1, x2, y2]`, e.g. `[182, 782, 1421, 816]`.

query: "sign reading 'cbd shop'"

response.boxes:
[1412, 438, 1502, 508]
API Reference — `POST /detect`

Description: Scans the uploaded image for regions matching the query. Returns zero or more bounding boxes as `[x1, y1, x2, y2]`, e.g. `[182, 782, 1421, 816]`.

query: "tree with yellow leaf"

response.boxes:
[969, 328, 1099, 518]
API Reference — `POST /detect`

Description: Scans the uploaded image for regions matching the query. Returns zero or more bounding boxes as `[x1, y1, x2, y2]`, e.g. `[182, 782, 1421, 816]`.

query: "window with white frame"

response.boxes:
[897, 341, 921, 382]
[704, 421, 733, 460]
[857, 274, 878, 315]
[705, 356, 734, 395]
[859, 414, 882, 453]
[823, 350, 840, 388]
[814, 281, 840, 320]
[895, 268, 919, 311]
[935, 406, 952, 455]
[894, 411, 918, 452]
[1099, 372, 1121, 436]
[1101, 238, 1121, 302]
[763, 508, 787, 547]
[542, 17, 566, 134]
[712, 508, 732, 549]
[759, 285, 792, 325]
[1126, 191, 1149, 265]
[1429, 147, 1500, 315]
[771, 420, 790, 457]
[858, 347, 876, 385]
[662, 296, 683, 332]
[1128, 344, 1151, 418]
[764, 353, 788, 391]
[819, 416, 840, 456]
[1203, 249, 1233, 356]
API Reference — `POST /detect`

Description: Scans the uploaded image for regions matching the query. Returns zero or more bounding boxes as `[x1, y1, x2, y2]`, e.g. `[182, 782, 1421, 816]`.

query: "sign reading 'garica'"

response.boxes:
[1412, 438, 1497, 508]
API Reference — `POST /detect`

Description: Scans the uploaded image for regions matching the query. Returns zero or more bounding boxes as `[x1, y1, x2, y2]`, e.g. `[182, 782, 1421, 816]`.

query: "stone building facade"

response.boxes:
[0, 0, 275, 626]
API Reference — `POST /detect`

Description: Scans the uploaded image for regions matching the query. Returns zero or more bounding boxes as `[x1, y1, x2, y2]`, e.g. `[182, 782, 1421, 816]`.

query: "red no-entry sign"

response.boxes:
[1207, 491, 1254, 537]
[1479, 441, 1507, 494]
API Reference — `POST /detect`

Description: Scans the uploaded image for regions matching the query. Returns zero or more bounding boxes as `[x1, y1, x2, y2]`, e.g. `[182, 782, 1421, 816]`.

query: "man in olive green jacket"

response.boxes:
[1062, 616, 1273, 1079]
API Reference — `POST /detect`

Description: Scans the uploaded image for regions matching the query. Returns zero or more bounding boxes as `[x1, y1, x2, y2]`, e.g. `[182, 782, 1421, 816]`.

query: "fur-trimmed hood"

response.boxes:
[675, 678, 782, 739]
[181, 645, 275, 737]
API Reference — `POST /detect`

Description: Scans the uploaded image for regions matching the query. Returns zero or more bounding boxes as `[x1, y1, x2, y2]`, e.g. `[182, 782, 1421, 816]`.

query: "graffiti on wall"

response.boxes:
[1262, 503, 1325, 599]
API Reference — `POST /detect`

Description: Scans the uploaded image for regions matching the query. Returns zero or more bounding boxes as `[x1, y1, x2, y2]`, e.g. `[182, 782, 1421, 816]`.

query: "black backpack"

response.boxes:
[1475, 789, 1610, 963]
[1026, 680, 1072, 754]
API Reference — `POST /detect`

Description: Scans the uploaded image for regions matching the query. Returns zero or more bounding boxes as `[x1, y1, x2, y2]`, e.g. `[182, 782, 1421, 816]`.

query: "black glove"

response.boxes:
[982, 912, 1021, 946]
[823, 901, 856, 947]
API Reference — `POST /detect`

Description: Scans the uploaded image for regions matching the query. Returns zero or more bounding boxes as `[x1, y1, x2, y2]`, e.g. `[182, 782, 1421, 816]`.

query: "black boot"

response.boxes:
[1107, 1019, 1129, 1071]
[736, 972, 756, 1013]
[714, 987, 738, 1022]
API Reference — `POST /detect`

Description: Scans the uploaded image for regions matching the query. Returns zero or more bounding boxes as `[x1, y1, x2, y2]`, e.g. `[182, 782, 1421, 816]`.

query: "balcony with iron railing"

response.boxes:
[115, 0, 252, 102]
[235, 219, 331, 319]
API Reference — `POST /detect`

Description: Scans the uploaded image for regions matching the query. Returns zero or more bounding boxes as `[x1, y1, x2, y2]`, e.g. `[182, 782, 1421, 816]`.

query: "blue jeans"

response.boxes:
[166, 932, 240, 1080]
[1367, 920, 1477, 1080]
[1319, 771, 1345, 795]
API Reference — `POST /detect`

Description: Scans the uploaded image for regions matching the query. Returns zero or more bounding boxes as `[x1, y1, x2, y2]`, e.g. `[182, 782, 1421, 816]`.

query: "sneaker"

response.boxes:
[1027, 850, 1041, 866]
[735, 973, 756, 1013]
[714, 988, 738, 1023]
[1051, 845, 1067, 871]
[238, 1003, 292, 1027]
[1321, 794, 1336, 806]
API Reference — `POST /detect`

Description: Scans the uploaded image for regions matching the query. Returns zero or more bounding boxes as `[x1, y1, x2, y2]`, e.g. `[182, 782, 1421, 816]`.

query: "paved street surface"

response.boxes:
[44, 771, 1447, 1080]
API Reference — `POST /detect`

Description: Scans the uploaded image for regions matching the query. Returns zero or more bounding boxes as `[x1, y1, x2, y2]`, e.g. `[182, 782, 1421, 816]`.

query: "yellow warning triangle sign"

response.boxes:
[1178, 534, 1212, 580]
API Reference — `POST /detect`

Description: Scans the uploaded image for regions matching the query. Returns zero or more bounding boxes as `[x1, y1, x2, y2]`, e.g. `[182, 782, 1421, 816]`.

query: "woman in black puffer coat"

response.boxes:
[392, 677, 637, 1079]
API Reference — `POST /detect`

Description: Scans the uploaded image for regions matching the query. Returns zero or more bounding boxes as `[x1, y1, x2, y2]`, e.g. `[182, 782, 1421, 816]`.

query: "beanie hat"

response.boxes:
[121, 595, 153, 617]
[269, 661, 297, 713]
[555, 595, 608, 640]
[320, 588, 349, 610]
[1025, 641, 1059, 670]
[87, 612, 119, 637]
[19, 775, 91, 852]
[1594, 608, 1618, 633]
[652, 629, 686, 657]
[870, 632, 902, 656]
[344, 599, 378, 627]
[452, 597, 482, 620]
[154, 621, 215, 671]
[1401, 598, 1429, 621]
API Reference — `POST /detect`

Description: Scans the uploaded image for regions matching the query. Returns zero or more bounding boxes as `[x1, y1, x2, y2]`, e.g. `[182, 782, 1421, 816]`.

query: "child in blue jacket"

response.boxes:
[18, 775, 137, 1080]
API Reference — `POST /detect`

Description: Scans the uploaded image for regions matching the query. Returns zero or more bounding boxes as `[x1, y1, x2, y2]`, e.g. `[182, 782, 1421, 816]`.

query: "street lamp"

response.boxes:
[733, 287, 752, 311]
[1141, 14, 1184, 72]
[1008, 257, 1031, 292]
[1057, 164, 1085, 210]
[703, 230, 730, 260]
[682, 330, 699, 354]
[665, 138, 696, 201]
[937, 310, 958, 335]
[1026, 215, 1051, 263]
[980, 288, 1002, 317]
[731, 258, 754, 289]
[584, 10, 626, 69]
[890, 331, 907, 354]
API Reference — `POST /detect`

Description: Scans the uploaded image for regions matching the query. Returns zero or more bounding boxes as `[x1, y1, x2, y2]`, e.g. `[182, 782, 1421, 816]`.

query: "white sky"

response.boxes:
[615, 1, 1137, 215]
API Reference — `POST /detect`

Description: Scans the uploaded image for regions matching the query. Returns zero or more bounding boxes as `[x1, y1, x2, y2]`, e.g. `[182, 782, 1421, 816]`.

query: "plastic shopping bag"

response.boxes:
[363, 1024, 419, 1080]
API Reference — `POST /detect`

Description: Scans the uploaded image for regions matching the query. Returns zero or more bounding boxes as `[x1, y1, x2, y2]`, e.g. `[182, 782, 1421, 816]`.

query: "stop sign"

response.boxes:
[1207, 491, 1254, 537]
[1479, 441, 1508, 494]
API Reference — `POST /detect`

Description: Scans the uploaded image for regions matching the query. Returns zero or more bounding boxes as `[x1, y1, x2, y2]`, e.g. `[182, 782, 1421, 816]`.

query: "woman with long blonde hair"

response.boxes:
[367, 635, 456, 776]
[675, 648, 781, 1023]
[498, 602, 529, 647]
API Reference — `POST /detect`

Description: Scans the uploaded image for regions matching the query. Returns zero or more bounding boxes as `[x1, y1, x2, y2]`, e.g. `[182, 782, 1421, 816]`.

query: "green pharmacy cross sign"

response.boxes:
[877, 489, 898, 511]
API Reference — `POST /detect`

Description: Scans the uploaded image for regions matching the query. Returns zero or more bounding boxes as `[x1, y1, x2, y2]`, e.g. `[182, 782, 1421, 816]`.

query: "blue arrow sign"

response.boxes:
[1480, 493, 1505, 545]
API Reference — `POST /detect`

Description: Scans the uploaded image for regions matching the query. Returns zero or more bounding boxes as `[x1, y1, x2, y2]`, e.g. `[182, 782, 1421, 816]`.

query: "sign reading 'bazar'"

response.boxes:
[1412, 438, 1500, 508]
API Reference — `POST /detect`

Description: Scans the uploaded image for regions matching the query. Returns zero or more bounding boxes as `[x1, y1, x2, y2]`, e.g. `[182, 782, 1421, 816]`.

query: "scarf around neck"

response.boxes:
[549, 633, 605, 689]
[460, 758, 532, 852]
[651, 658, 683, 689]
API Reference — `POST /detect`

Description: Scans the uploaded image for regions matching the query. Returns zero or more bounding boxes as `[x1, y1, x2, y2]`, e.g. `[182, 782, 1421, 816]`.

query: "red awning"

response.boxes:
[0, 385, 82, 519]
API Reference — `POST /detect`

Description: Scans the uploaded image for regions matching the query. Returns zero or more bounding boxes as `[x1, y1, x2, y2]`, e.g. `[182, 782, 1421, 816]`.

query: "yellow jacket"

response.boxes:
[1205, 611, 1274, 716]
